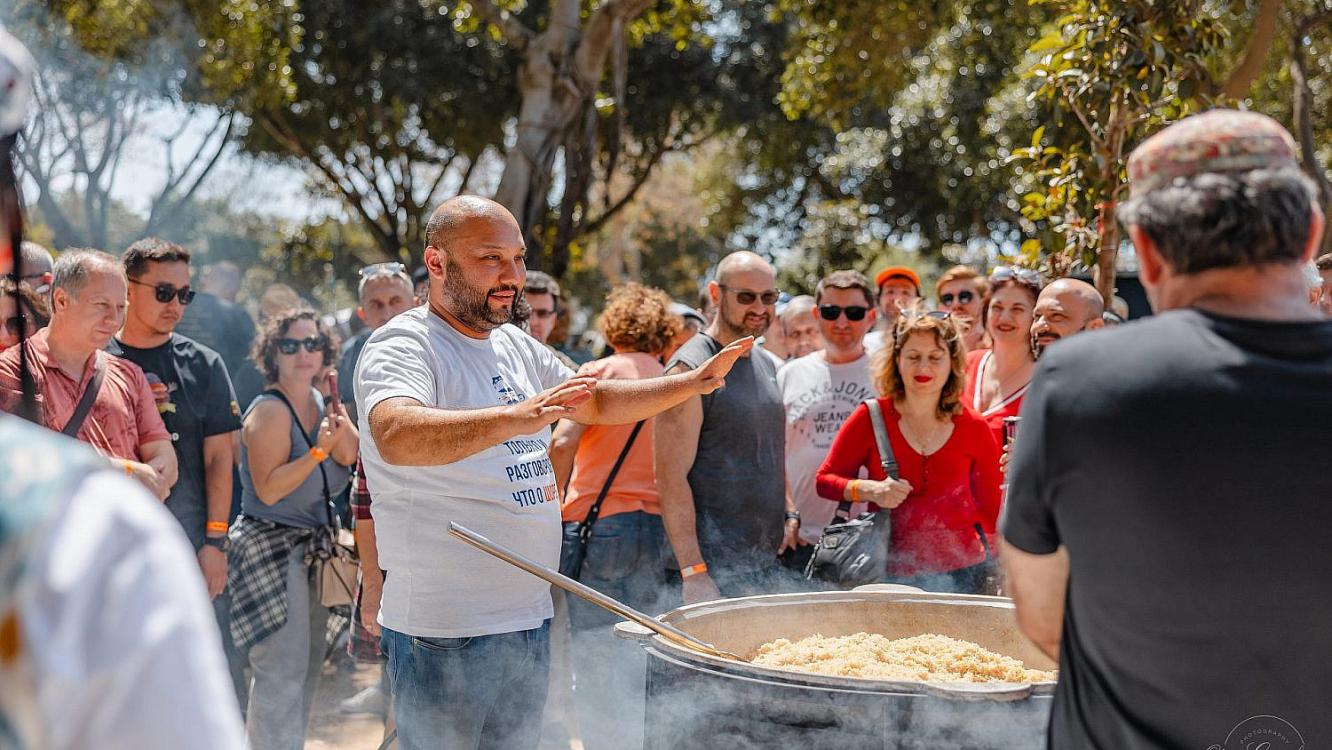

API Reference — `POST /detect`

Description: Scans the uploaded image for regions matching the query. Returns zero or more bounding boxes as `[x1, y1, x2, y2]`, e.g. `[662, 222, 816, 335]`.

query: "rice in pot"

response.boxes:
[751, 633, 1056, 683]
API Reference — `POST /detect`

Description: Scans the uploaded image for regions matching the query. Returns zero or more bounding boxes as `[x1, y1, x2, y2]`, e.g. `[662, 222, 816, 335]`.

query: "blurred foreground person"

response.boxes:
[0, 26, 243, 744]
[548, 282, 681, 750]
[1002, 110, 1332, 749]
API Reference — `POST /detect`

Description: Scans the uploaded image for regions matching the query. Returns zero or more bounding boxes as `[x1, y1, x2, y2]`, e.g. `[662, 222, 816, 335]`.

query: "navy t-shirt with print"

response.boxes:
[108, 333, 241, 549]
[1001, 309, 1332, 749]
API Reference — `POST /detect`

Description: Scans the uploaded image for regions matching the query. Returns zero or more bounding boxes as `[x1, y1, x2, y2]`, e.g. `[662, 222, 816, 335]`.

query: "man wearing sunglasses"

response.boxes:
[863, 265, 921, 353]
[108, 237, 242, 607]
[657, 250, 797, 606]
[777, 270, 878, 574]
[935, 265, 987, 351]
[356, 196, 752, 750]
[0, 249, 178, 499]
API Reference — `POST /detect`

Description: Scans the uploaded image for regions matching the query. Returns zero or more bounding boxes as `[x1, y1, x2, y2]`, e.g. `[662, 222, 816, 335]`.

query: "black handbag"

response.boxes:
[559, 420, 645, 580]
[805, 398, 897, 588]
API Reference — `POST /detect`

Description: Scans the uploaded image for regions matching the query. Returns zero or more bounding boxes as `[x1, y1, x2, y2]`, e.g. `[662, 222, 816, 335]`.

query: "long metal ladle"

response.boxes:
[448, 522, 743, 661]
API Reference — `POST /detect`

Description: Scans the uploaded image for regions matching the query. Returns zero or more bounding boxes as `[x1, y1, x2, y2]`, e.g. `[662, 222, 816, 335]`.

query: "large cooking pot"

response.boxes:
[615, 585, 1054, 749]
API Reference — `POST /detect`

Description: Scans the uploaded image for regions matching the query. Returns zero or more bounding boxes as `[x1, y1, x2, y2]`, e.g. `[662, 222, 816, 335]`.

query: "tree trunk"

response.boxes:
[1095, 197, 1119, 307]
[1291, 21, 1332, 255]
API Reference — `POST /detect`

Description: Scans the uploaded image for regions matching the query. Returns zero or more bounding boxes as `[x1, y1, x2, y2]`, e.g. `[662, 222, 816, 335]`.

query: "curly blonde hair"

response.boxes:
[871, 305, 968, 418]
[599, 283, 683, 355]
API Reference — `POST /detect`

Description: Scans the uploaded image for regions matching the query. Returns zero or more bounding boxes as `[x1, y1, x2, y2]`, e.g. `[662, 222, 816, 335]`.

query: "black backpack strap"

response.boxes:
[576, 420, 646, 543]
[62, 352, 106, 437]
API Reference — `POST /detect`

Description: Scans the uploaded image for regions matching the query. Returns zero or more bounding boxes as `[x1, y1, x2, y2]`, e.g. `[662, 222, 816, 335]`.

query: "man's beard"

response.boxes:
[443, 256, 517, 331]
[720, 300, 771, 338]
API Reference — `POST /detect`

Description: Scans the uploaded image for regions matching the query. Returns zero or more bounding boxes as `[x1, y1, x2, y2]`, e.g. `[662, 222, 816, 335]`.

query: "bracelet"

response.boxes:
[123, 460, 134, 477]
[680, 563, 708, 579]
[849, 479, 861, 503]
[206, 521, 229, 535]
[309, 446, 329, 462]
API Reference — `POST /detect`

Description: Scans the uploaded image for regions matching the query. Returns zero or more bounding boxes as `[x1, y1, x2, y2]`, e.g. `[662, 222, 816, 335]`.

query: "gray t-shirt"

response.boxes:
[666, 333, 785, 574]
[240, 389, 351, 528]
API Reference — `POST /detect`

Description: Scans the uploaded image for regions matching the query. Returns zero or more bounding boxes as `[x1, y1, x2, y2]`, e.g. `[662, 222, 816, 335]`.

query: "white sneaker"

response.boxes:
[339, 682, 386, 715]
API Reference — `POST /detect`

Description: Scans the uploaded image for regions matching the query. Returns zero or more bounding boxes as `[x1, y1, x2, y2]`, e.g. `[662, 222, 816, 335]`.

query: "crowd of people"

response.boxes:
[4, 107, 1332, 750]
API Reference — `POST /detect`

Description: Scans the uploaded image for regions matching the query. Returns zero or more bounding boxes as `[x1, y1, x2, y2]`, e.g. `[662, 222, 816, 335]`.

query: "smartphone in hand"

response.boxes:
[326, 370, 341, 411]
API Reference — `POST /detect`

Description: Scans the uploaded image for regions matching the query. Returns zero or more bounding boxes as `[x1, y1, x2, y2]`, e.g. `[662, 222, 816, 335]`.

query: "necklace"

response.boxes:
[902, 413, 946, 455]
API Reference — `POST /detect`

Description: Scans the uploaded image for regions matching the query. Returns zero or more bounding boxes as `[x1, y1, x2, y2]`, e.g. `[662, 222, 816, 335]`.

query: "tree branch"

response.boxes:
[1217, 0, 1283, 100]
[466, 0, 534, 51]
[575, 0, 654, 83]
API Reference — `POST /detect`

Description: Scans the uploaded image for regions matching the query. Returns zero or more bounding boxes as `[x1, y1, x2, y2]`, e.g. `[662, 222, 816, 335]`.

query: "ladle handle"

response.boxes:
[447, 522, 736, 660]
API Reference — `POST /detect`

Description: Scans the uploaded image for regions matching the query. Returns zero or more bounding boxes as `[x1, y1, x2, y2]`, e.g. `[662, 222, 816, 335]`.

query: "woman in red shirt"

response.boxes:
[816, 309, 1002, 592]
[963, 266, 1041, 447]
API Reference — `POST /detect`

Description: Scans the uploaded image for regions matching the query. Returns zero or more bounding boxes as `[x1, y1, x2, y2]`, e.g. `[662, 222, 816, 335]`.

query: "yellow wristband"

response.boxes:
[681, 563, 708, 579]
[309, 446, 329, 462]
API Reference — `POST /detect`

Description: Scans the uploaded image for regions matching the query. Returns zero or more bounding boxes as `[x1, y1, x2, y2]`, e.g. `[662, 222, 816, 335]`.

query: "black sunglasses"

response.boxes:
[939, 290, 975, 306]
[275, 336, 328, 355]
[719, 285, 780, 306]
[818, 304, 869, 321]
[130, 279, 196, 305]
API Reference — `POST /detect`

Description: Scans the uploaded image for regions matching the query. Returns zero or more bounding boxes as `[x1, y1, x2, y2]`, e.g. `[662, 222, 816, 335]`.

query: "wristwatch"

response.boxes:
[204, 535, 230, 553]
[784, 511, 802, 527]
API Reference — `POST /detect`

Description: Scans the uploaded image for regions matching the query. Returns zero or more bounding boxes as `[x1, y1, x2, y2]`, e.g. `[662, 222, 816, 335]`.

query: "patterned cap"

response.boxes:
[1127, 109, 1299, 197]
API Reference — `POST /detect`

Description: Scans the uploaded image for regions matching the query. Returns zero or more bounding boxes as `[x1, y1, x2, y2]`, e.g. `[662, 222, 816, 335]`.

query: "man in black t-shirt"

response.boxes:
[110, 239, 241, 593]
[1001, 110, 1331, 749]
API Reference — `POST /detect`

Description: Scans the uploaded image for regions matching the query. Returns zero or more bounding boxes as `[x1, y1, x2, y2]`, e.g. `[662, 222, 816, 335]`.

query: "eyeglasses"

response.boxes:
[3, 314, 26, 337]
[129, 279, 196, 305]
[530, 308, 557, 320]
[275, 336, 328, 355]
[818, 305, 870, 322]
[719, 286, 780, 306]
[989, 266, 1042, 288]
[939, 290, 975, 306]
[359, 262, 407, 278]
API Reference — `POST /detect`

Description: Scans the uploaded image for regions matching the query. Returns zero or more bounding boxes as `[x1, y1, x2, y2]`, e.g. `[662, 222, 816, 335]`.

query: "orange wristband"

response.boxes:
[206, 521, 229, 535]
[123, 460, 134, 477]
[681, 563, 708, 579]
[309, 446, 329, 462]
[849, 479, 861, 503]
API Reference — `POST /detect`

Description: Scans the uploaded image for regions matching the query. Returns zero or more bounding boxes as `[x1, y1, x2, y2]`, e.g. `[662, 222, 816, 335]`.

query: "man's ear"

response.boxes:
[1131, 225, 1165, 286]
[1085, 316, 1105, 331]
[51, 287, 69, 313]
[356, 307, 365, 321]
[708, 279, 721, 307]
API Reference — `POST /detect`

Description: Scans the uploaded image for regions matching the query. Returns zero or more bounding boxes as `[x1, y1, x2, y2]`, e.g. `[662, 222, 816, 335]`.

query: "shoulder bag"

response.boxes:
[559, 420, 646, 580]
[264, 389, 359, 608]
[805, 398, 897, 588]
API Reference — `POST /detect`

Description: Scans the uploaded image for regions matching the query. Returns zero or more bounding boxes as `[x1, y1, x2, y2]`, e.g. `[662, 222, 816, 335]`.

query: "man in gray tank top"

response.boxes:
[658, 251, 800, 604]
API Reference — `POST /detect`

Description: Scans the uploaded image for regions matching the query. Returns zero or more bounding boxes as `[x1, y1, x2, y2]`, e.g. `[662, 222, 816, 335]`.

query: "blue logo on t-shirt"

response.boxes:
[492, 375, 525, 405]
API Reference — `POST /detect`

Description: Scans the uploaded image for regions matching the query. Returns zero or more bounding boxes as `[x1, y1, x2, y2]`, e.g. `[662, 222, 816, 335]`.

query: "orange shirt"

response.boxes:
[561, 352, 663, 522]
[0, 328, 171, 461]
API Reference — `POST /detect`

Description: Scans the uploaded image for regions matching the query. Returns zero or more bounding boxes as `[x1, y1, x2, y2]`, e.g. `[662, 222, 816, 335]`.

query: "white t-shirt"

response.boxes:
[355, 307, 573, 638]
[777, 352, 875, 544]
[863, 329, 888, 355]
[18, 473, 244, 750]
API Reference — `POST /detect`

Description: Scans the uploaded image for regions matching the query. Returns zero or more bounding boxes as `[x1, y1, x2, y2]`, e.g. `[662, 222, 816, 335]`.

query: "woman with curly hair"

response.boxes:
[548, 282, 682, 750]
[229, 307, 357, 750]
[815, 306, 1002, 593]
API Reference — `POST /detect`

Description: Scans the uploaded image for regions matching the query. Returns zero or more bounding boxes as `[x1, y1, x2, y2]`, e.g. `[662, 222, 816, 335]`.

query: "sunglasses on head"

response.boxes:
[275, 336, 327, 355]
[989, 266, 1042, 287]
[359, 262, 407, 278]
[894, 310, 956, 344]
[130, 279, 195, 305]
[939, 290, 975, 306]
[818, 304, 869, 321]
[720, 285, 780, 306]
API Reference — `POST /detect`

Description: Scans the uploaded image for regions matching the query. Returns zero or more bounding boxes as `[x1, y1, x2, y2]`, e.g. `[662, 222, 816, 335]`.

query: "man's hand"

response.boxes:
[691, 337, 755, 395]
[859, 477, 913, 509]
[511, 376, 597, 430]
[682, 572, 721, 605]
[1000, 444, 1010, 474]
[360, 574, 384, 638]
[127, 461, 170, 501]
[198, 545, 227, 599]
[777, 518, 802, 555]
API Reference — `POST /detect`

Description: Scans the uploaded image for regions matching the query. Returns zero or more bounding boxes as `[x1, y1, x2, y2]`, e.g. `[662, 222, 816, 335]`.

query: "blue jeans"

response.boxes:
[560, 511, 670, 750]
[383, 621, 551, 750]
